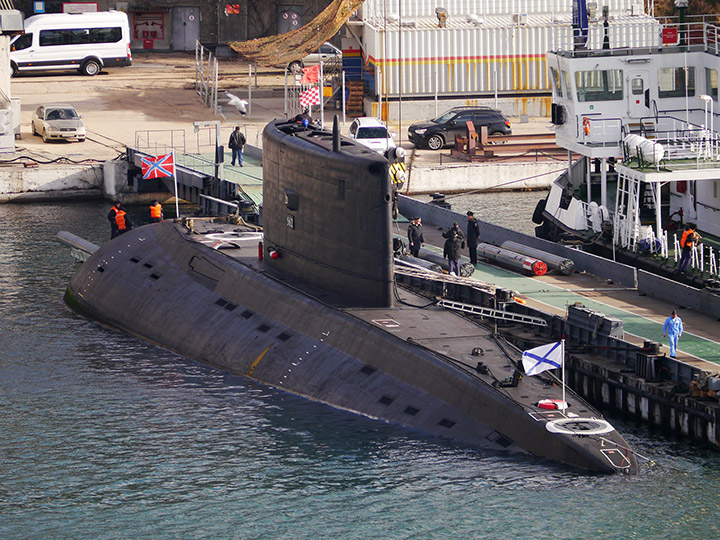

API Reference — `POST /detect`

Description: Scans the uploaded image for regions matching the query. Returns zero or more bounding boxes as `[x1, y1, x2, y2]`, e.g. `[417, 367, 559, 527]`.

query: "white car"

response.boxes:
[31, 104, 86, 143]
[348, 117, 396, 154]
[288, 42, 342, 74]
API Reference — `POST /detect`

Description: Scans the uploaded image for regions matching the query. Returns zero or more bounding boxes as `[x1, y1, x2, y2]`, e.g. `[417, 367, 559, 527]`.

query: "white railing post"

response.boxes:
[673, 233, 681, 263]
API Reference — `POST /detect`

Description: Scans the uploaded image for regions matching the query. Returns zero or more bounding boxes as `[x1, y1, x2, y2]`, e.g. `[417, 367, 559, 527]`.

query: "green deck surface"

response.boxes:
[176, 152, 263, 206]
[422, 241, 720, 364]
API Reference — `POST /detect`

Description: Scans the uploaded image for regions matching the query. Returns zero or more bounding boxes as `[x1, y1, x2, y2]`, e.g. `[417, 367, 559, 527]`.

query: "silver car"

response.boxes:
[31, 104, 86, 143]
[288, 42, 342, 74]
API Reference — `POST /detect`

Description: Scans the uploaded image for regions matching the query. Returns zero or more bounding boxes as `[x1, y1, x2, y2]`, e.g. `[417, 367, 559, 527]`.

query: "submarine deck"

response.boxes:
[183, 218, 605, 419]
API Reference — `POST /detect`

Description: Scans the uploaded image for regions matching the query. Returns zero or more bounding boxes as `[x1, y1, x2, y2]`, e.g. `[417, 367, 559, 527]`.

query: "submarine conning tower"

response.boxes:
[262, 118, 394, 308]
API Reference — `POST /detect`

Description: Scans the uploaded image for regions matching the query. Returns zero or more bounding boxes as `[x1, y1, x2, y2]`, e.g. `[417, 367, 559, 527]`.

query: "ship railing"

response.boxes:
[579, 116, 623, 147]
[637, 115, 720, 166]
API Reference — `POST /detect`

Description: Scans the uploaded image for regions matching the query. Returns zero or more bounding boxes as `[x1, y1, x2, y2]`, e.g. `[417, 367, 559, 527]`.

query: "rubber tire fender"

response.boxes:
[531, 198, 547, 225]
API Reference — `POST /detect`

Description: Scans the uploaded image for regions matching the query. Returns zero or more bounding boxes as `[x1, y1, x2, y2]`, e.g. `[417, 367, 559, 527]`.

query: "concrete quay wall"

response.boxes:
[569, 356, 719, 447]
[405, 160, 561, 194]
[0, 163, 104, 202]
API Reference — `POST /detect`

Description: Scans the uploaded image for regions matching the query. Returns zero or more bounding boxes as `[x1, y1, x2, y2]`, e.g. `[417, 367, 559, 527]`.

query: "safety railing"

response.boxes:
[134, 129, 186, 156]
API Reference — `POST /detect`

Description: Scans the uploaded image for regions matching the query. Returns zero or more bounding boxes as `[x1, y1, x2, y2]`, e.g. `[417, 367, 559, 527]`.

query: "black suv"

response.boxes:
[408, 106, 512, 150]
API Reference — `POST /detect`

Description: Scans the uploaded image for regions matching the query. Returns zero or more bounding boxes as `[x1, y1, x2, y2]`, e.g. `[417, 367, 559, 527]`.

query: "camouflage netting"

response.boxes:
[228, 0, 364, 67]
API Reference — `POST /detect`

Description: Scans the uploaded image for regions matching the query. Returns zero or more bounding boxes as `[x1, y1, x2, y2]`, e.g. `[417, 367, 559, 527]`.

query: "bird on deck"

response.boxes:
[224, 91, 248, 115]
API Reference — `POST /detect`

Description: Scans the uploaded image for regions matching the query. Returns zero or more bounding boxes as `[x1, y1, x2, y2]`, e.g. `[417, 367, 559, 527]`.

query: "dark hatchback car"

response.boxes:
[408, 106, 512, 150]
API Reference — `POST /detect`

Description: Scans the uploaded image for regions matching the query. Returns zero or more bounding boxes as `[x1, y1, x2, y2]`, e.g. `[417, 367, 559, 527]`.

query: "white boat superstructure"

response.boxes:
[542, 21, 720, 279]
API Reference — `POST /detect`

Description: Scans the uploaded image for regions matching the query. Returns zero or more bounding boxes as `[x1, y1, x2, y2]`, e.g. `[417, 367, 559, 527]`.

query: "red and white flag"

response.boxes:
[141, 152, 175, 179]
[300, 64, 319, 84]
[299, 86, 321, 108]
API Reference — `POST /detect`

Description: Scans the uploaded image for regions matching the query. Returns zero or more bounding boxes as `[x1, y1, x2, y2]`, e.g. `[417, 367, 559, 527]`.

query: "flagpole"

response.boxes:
[561, 338, 566, 417]
[172, 151, 180, 219]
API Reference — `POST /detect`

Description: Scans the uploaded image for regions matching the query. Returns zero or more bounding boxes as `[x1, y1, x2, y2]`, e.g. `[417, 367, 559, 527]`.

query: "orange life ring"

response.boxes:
[582, 117, 590, 135]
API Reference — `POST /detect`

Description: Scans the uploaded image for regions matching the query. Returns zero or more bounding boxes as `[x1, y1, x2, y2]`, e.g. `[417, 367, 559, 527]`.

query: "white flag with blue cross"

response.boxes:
[522, 341, 563, 376]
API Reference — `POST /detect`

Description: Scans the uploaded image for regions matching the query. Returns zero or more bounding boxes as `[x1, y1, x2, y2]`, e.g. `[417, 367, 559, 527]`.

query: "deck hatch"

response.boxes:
[438, 418, 456, 429]
[216, 299, 228, 307]
[130, 257, 140, 263]
[143, 263, 153, 269]
[404, 406, 420, 416]
[224, 303, 237, 311]
[150, 273, 160, 280]
[378, 395, 394, 406]
[277, 332, 291, 342]
[97, 266, 105, 273]
[241, 310, 254, 319]
[360, 365, 376, 375]
[257, 323, 271, 332]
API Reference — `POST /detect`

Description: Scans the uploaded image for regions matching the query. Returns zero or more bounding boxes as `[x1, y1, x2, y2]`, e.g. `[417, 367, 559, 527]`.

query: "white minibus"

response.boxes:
[10, 11, 132, 76]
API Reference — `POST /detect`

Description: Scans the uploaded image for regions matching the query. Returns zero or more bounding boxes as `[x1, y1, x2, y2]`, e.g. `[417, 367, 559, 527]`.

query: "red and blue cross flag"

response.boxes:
[141, 152, 175, 180]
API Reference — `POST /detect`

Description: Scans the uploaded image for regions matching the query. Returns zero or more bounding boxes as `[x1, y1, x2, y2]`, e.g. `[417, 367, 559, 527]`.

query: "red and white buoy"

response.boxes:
[537, 399, 569, 410]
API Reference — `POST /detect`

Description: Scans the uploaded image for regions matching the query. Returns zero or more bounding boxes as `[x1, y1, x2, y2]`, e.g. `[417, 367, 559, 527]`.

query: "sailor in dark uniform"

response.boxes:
[407, 217, 424, 257]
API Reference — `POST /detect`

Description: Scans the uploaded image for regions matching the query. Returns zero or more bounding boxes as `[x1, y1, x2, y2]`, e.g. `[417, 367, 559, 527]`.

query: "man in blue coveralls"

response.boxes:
[662, 310, 684, 359]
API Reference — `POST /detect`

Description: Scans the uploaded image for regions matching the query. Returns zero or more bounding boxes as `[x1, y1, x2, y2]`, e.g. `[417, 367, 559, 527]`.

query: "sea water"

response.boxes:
[1, 200, 720, 540]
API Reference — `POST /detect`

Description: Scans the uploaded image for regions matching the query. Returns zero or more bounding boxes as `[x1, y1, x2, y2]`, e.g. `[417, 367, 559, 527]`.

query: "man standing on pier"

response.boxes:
[228, 126, 246, 167]
[662, 310, 684, 359]
[466, 211, 480, 265]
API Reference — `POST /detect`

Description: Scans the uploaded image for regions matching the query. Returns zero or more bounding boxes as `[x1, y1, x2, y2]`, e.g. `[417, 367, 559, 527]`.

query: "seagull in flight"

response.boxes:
[225, 91, 248, 115]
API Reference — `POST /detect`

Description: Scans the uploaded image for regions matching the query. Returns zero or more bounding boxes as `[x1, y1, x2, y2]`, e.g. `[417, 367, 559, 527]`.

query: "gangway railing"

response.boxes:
[134, 130, 186, 156]
[436, 299, 548, 327]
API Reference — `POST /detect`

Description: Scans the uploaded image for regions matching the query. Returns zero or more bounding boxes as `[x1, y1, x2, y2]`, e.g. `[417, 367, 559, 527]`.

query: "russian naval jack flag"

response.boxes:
[140, 152, 180, 218]
[141, 152, 175, 180]
[522, 341, 563, 377]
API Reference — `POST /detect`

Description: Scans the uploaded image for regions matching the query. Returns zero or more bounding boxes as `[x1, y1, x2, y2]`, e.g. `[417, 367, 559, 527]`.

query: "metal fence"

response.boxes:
[195, 40, 219, 114]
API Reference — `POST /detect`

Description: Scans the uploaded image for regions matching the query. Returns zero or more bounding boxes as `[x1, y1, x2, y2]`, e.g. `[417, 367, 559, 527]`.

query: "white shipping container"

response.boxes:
[362, 0, 653, 24]
[362, 14, 660, 97]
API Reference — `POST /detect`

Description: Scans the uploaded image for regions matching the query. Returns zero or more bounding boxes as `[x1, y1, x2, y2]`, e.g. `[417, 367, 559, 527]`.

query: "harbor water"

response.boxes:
[2, 199, 720, 540]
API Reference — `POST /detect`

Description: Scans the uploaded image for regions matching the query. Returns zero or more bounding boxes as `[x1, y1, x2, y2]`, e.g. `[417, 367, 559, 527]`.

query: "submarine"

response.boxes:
[63, 118, 639, 474]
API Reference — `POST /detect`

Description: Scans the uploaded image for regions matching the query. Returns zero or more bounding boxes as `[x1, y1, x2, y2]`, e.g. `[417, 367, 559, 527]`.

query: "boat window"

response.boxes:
[658, 67, 695, 98]
[574, 69, 623, 102]
[550, 67, 563, 98]
[706, 68, 718, 100]
[562, 71, 572, 98]
[631, 77, 644, 95]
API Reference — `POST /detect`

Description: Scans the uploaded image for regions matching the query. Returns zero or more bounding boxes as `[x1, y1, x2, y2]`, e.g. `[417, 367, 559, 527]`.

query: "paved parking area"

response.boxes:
[9, 52, 551, 166]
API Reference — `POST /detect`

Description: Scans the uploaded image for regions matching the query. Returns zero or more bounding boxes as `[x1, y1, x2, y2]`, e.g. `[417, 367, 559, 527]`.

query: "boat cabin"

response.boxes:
[546, 23, 720, 265]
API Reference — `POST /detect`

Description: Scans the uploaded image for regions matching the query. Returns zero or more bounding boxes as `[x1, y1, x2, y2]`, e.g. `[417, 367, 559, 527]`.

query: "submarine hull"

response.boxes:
[64, 120, 638, 474]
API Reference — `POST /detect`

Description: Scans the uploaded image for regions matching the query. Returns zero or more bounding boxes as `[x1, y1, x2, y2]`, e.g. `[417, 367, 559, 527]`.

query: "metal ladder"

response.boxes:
[394, 265, 495, 293]
[436, 299, 548, 327]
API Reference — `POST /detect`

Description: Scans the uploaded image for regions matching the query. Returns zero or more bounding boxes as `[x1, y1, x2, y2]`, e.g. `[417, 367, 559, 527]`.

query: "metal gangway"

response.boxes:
[436, 299, 549, 327]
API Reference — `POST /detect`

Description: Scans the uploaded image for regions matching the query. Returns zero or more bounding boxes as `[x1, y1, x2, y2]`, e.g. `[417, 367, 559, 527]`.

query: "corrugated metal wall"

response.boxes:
[363, 18, 661, 97]
[361, 0, 646, 24]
